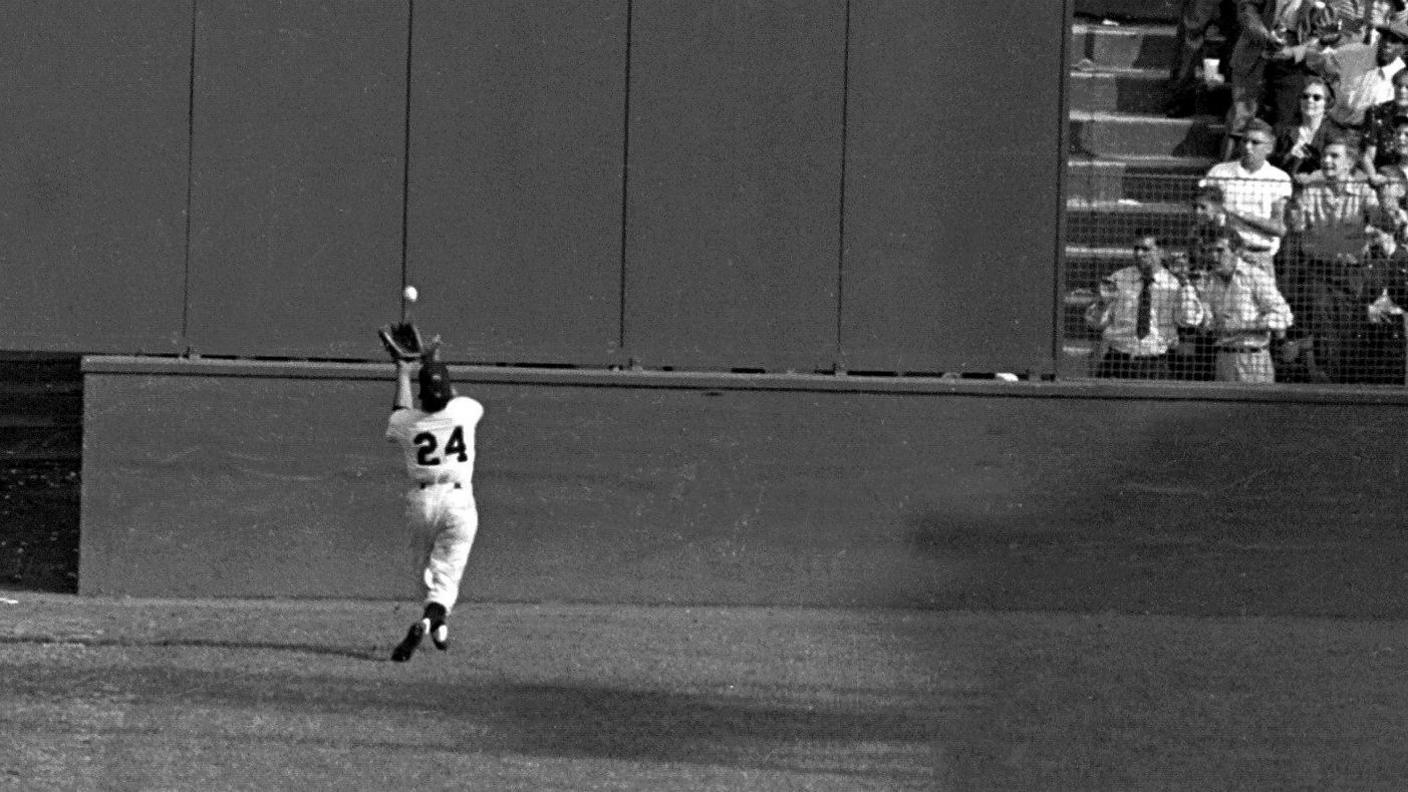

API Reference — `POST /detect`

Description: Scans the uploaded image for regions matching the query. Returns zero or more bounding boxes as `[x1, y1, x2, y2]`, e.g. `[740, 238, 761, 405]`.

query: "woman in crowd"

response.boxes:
[1270, 76, 1348, 180]
[1362, 69, 1408, 178]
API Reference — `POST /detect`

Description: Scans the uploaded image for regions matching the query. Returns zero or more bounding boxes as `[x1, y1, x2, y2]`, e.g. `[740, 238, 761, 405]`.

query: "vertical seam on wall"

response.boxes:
[834, 0, 852, 372]
[182, 0, 199, 352]
[399, 0, 416, 323]
[618, 0, 634, 359]
[1052, 0, 1074, 380]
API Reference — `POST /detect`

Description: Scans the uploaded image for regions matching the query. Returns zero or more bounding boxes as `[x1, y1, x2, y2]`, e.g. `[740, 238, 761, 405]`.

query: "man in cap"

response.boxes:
[385, 350, 486, 662]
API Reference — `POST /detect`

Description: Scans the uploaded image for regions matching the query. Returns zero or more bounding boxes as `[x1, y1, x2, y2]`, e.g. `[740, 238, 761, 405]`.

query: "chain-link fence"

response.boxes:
[1065, 170, 1408, 385]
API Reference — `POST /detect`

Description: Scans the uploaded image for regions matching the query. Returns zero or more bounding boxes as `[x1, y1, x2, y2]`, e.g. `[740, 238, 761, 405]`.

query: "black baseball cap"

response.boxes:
[418, 362, 453, 410]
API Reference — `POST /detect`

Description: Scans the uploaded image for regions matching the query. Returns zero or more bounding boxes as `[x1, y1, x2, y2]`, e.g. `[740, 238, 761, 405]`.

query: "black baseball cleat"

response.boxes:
[430, 621, 449, 651]
[391, 618, 430, 662]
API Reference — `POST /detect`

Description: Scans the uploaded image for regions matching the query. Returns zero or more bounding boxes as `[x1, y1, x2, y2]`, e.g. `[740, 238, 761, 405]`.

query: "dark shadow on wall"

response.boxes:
[902, 397, 1408, 619]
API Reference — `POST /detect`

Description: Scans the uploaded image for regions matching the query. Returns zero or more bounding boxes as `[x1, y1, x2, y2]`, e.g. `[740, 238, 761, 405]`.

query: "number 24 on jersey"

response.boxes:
[413, 426, 468, 466]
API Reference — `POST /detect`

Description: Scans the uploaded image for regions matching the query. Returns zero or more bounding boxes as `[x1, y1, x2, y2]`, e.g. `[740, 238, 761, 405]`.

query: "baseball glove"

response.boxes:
[378, 322, 426, 362]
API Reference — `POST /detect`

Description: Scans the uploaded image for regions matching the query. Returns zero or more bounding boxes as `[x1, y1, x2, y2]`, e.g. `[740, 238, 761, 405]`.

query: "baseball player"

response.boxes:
[385, 355, 484, 662]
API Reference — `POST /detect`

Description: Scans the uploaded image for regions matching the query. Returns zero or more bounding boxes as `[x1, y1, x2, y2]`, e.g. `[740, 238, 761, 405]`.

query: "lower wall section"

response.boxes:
[79, 358, 1408, 609]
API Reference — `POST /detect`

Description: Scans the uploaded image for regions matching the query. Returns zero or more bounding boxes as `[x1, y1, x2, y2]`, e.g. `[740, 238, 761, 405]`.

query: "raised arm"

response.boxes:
[393, 360, 415, 411]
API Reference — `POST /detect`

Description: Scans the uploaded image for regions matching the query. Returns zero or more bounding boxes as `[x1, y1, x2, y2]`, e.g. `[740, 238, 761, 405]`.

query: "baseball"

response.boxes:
[403, 285, 418, 303]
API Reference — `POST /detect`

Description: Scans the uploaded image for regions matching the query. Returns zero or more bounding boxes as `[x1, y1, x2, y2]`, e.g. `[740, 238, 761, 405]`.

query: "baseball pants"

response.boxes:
[407, 482, 478, 613]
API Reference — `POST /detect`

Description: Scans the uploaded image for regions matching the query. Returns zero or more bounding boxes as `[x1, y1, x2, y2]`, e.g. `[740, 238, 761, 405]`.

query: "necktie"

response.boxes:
[1136, 275, 1153, 340]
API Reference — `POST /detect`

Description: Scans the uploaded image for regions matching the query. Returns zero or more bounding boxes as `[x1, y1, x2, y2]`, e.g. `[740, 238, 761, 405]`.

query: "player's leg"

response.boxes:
[392, 491, 439, 662]
[420, 492, 479, 651]
[391, 615, 428, 662]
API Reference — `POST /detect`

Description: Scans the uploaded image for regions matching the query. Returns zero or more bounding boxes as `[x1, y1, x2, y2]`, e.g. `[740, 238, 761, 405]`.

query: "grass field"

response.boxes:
[3, 595, 1408, 791]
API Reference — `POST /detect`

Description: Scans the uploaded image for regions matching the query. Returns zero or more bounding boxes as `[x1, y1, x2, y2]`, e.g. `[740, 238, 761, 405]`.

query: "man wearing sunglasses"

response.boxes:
[1199, 118, 1293, 280]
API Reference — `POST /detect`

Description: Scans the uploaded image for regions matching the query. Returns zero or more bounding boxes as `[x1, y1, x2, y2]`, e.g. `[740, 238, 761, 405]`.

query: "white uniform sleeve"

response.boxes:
[451, 397, 484, 427]
[386, 410, 409, 442]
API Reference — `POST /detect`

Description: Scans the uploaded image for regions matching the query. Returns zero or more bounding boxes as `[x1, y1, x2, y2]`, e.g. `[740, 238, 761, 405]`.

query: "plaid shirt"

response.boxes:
[1193, 262, 1295, 348]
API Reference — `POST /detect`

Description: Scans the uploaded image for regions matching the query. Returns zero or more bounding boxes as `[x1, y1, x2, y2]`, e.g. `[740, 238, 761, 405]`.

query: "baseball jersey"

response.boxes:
[385, 396, 484, 485]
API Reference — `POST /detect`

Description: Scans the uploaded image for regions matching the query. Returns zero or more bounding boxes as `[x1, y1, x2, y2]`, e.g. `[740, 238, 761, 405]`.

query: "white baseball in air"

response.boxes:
[403, 285, 418, 303]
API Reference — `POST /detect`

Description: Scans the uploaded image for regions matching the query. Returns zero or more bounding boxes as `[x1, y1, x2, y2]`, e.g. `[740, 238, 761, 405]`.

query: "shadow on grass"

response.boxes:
[0, 635, 377, 661]
[7, 662, 949, 780]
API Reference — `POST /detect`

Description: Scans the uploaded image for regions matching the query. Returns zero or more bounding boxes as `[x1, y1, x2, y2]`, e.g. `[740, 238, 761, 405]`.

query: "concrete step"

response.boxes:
[1071, 21, 1178, 70]
[1069, 68, 1169, 114]
[1069, 65, 1231, 117]
[1064, 244, 1145, 286]
[1065, 197, 1197, 247]
[1070, 110, 1226, 159]
[1067, 155, 1213, 202]
[1076, 0, 1180, 23]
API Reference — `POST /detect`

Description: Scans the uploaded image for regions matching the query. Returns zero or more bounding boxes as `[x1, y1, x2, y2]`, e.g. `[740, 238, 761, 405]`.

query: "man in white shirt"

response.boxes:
[1085, 230, 1205, 379]
[1199, 118, 1293, 279]
[1319, 18, 1408, 127]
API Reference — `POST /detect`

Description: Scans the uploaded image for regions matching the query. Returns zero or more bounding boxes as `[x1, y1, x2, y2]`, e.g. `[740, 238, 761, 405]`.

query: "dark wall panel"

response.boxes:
[841, 1, 1068, 374]
[0, 1, 190, 353]
[185, 0, 407, 359]
[406, 1, 628, 365]
[81, 369, 416, 600]
[624, 0, 847, 371]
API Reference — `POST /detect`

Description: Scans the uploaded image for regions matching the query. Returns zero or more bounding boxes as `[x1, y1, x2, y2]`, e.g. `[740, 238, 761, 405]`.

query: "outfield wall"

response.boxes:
[79, 358, 1408, 607]
[0, 0, 1069, 376]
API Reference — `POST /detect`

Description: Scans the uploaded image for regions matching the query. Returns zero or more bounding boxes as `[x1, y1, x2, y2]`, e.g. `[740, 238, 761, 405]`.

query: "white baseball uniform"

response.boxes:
[385, 395, 484, 613]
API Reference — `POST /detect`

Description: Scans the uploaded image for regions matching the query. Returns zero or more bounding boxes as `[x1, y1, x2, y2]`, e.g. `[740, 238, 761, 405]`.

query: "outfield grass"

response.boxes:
[2, 596, 1407, 790]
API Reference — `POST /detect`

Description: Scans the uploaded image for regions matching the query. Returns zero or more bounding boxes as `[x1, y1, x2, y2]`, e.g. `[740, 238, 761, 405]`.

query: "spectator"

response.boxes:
[1366, 114, 1408, 176]
[1200, 118, 1294, 279]
[1228, 0, 1356, 143]
[1295, 139, 1382, 261]
[1167, 0, 1240, 118]
[1354, 209, 1408, 381]
[1358, 68, 1408, 176]
[1281, 138, 1381, 379]
[1271, 76, 1351, 178]
[1269, 0, 1364, 128]
[1317, 17, 1408, 128]
[1085, 231, 1204, 380]
[1378, 162, 1408, 226]
[1192, 226, 1296, 382]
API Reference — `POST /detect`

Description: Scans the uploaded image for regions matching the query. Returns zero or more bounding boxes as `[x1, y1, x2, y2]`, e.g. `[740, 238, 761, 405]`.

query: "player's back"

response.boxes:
[387, 396, 484, 484]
